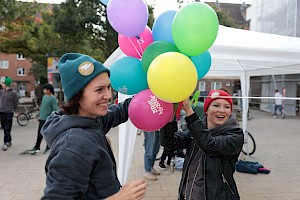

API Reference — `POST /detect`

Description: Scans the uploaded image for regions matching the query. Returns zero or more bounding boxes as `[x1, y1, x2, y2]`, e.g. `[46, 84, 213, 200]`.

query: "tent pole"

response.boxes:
[237, 60, 250, 160]
[272, 75, 277, 89]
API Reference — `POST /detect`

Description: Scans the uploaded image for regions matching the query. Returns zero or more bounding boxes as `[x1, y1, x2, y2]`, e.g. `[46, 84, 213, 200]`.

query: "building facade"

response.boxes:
[0, 53, 36, 97]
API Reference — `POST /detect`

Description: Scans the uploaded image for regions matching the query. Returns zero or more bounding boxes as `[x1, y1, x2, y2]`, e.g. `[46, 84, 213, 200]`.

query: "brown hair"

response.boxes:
[61, 91, 82, 115]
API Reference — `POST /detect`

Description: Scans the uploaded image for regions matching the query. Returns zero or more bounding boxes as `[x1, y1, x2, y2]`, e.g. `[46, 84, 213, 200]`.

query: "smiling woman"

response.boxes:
[164, 89, 244, 199]
[40, 53, 147, 200]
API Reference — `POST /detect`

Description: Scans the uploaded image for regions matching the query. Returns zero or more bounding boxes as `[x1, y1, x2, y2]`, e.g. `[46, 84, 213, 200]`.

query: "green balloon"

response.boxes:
[172, 2, 219, 56]
[141, 41, 179, 74]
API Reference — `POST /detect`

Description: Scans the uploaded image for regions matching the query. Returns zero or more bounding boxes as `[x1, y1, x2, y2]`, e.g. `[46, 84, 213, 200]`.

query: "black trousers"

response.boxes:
[160, 148, 173, 165]
[0, 112, 13, 144]
[34, 120, 48, 149]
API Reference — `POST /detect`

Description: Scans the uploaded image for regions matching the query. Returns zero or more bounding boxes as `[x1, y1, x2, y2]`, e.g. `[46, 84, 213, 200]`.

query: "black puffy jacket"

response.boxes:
[174, 113, 244, 200]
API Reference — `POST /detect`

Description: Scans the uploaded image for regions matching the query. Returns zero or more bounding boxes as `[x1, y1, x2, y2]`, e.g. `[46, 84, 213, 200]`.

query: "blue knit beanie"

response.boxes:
[58, 53, 110, 102]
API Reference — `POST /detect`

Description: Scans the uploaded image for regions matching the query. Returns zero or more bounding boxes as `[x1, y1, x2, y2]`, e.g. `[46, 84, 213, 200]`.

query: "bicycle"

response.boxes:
[233, 106, 256, 155]
[242, 131, 256, 156]
[17, 100, 39, 126]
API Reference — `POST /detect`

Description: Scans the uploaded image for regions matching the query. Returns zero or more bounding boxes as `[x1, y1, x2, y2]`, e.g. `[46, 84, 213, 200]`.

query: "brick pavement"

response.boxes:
[0, 110, 300, 200]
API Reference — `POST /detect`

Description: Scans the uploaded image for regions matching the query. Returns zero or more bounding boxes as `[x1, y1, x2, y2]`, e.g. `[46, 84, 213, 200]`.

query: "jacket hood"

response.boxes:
[41, 110, 101, 147]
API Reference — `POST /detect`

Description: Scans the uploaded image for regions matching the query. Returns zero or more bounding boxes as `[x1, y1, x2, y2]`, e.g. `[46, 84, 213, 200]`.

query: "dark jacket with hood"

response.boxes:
[174, 113, 244, 200]
[41, 99, 131, 200]
[0, 88, 18, 113]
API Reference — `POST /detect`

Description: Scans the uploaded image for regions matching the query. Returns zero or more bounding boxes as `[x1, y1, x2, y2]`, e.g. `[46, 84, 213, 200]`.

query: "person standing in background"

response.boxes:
[273, 89, 283, 118]
[35, 84, 44, 107]
[29, 83, 58, 154]
[159, 119, 177, 170]
[0, 76, 18, 151]
[143, 130, 161, 181]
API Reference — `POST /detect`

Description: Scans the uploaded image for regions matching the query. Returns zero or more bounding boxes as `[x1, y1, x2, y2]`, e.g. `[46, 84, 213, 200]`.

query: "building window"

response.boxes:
[18, 82, 26, 97]
[17, 53, 25, 60]
[0, 60, 9, 69]
[17, 68, 26, 76]
[199, 81, 206, 91]
[211, 82, 222, 90]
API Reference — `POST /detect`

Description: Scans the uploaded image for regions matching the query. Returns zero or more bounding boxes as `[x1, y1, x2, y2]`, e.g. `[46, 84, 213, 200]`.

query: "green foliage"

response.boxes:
[147, 4, 155, 29]
[0, 0, 155, 81]
[0, 1, 41, 51]
[0, 0, 16, 23]
[210, 4, 238, 28]
[175, 1, 238, 28]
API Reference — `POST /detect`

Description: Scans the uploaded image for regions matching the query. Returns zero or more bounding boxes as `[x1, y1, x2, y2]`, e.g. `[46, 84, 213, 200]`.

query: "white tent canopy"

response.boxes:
[104, 25, 300, 184]
[207, 25, 300, 139]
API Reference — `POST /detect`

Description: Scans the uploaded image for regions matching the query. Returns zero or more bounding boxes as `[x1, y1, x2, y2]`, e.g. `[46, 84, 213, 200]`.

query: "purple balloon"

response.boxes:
[107, 0, 149, 37]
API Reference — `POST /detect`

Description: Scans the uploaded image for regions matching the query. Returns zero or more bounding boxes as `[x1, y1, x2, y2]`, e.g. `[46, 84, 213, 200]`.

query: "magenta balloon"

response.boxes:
[128, 89, 174, 132]
[118, 26, 154, 59]
[107, 0, 149, 37]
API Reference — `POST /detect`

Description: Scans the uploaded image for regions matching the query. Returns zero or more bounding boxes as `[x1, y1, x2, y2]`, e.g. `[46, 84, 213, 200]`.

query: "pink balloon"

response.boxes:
[118, 26, 154, 59]
[129, 89, 174, 132]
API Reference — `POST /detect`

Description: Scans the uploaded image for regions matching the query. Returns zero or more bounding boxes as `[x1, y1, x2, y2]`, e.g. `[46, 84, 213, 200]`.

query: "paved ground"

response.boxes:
[0, 110, 299, 200]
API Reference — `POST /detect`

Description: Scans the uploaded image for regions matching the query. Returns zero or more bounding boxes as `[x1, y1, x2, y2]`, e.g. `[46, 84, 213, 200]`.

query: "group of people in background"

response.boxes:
[0, 53, 248, 199]
[0, 75, 58, 153]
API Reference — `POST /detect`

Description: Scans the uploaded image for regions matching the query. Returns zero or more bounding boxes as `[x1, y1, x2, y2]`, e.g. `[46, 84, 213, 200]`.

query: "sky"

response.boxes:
[19, 0, 252, 8]
[19, 0, 252, 18]
[20, 0, 252, 3]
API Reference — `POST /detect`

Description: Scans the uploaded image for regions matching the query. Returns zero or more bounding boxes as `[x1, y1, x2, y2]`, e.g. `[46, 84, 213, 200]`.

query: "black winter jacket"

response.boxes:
[174, 113, 244, 200]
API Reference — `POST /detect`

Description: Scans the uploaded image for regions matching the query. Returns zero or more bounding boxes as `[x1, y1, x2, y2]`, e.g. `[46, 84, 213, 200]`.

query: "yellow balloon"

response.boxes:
[147, 52, 198, 103]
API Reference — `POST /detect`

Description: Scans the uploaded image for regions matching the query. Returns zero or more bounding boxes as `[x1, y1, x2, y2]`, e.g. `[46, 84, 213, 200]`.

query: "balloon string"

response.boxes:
[136, 36, 144, 56]
[128, 37, 142, 59]
[175, 102, 183, 121]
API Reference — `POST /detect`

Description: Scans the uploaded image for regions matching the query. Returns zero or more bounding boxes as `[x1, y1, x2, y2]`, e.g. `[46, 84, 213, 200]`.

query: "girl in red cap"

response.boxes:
[175, 89, 244, 200]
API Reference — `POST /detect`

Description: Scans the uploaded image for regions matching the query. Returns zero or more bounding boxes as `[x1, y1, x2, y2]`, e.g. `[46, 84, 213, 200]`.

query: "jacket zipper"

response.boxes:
[222, 174, 234, 194]
[203, 153, 207, 200]
[179, 143, 196, 199]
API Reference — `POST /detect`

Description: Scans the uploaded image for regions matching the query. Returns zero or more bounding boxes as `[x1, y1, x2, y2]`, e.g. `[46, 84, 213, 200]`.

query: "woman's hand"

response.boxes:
[182, 99, 194, 117]
[107, 179, 147, 200]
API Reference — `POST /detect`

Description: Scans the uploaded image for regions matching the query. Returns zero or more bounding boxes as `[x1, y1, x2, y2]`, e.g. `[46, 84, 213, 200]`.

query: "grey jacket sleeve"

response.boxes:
[101, 98, 131, 134]
[13, 91, 18, 111]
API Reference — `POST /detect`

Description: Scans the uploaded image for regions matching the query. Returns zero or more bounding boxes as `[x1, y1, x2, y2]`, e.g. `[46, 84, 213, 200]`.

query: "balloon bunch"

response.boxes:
[106, 0, 219, 131]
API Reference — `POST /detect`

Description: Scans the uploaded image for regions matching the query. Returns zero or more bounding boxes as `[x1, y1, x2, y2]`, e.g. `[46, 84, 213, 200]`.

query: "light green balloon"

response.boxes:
[172, 2, 219, 56]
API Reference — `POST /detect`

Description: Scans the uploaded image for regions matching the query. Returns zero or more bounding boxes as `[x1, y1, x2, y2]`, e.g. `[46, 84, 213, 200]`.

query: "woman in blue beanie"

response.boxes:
[41, 53, 146, 200]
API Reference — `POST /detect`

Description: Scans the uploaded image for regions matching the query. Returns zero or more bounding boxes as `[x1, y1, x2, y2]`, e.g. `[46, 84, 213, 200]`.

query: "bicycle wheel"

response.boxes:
[242, 132, 256, 155]
[17, 113, 29, 126]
